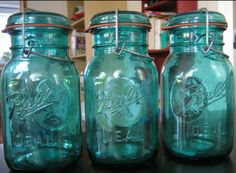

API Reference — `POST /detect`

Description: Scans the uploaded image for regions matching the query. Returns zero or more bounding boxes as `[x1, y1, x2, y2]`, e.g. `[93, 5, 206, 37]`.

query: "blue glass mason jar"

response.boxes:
[1, 11, 81, 171]
[84, 10, 159, 166]
[162, 9, 234, 159]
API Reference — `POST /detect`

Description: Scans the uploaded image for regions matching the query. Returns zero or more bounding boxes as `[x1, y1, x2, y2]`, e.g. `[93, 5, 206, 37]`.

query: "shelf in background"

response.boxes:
[71, 54, 86, 59]
[71, 17, 85, 29]
[143, 1, 176, 12]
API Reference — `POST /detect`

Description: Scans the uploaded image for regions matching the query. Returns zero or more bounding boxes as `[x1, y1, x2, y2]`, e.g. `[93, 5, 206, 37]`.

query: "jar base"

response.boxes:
[6, 146, 81, 172]
[88, 148, 158, 167]
[164, 145, 231, 161]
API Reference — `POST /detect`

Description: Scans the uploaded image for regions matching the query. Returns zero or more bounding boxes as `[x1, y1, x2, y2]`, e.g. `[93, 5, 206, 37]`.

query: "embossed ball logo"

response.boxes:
[8, 79, 70, 131]
[96, 78, 145, 130]
[170, 77, 208, 121]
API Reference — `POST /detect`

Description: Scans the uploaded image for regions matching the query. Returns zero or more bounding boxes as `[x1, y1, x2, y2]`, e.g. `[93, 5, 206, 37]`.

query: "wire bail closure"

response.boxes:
[20, 9, 74, 63]
[21, 9, 28, 58]
[200, 8, 227, 57]
[112, 9, 153, 60]
[201, 8, 213, 54]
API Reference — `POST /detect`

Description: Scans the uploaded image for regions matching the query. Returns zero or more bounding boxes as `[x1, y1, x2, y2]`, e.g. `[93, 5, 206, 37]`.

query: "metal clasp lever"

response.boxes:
[112, 9, 153, 60]
[200, 8, 213, 54]
[113, 9, 125, 55]
[200, 8, 227, 57]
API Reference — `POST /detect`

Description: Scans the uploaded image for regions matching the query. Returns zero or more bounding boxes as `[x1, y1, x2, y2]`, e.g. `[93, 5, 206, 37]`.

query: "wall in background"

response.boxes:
[0, 1, 19, 8]
[198, 1, 218, 11]
[218, 1, 234, 63]
[84, 1, 127, 62]
[233, 1, 236, 108]
[0, 1, 19, 13]
[26, 1, 67, 16]
[127, 1, 142, 12]
[0, 1, 19, 62]
[234, 1, 236, 49]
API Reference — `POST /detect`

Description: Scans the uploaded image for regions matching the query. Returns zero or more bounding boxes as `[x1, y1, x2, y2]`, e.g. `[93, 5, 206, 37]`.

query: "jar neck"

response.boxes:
[169, 27, 224, 53]
[92, 27, 148, 55]
[9, 29, 70, 58]
[93, 45, 148, 55]
[11, 48, 69, 59]
[170, 44, 223, 53]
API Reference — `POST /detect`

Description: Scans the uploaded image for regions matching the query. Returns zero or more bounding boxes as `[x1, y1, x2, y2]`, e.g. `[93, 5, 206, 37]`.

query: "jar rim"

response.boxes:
[162, 22, 227, 31]
[86, 10, 151, 32]
[3, 10, 72, 33]
[91, 10, 149, 20]
[85, 22, 151, 33]
[2, 23, 73, 33]
[164, 9, 227, 31]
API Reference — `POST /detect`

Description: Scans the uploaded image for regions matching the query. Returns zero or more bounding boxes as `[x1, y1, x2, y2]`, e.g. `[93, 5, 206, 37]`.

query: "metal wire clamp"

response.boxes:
[113, 9, 154, 60]
[21, 10, 74, 63]
[200, 8, 228, 57]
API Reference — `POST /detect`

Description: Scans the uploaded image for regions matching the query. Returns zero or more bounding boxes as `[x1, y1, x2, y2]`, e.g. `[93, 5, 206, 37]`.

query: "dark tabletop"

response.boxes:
[1, 139, 236, 173]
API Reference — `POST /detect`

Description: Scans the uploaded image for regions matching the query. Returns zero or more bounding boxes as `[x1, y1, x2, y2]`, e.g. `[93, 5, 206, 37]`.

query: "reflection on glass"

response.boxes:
[1, 11, 81, 171]
[85, 11, 159, 166]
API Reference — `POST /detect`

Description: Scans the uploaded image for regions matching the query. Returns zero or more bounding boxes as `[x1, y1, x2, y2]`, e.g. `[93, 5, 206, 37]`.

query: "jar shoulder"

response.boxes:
[2, 58, 79, 78]
[162, 52, 233, 77]
[85, 55, 158, 78]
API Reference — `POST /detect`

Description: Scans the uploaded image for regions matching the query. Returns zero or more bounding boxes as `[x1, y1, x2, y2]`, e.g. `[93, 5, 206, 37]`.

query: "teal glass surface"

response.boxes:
[0, 11, 81, 171]
[162, 10, 234, 159]
[160, 23, 169, 49]
[85, 11, 159, 166]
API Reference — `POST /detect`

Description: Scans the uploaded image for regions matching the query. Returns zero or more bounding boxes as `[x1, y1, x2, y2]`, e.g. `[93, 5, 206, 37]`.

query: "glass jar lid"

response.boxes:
[86, 10, 151, 32]
[3, 11, 72, 33]
[162, 9, 227, 30]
